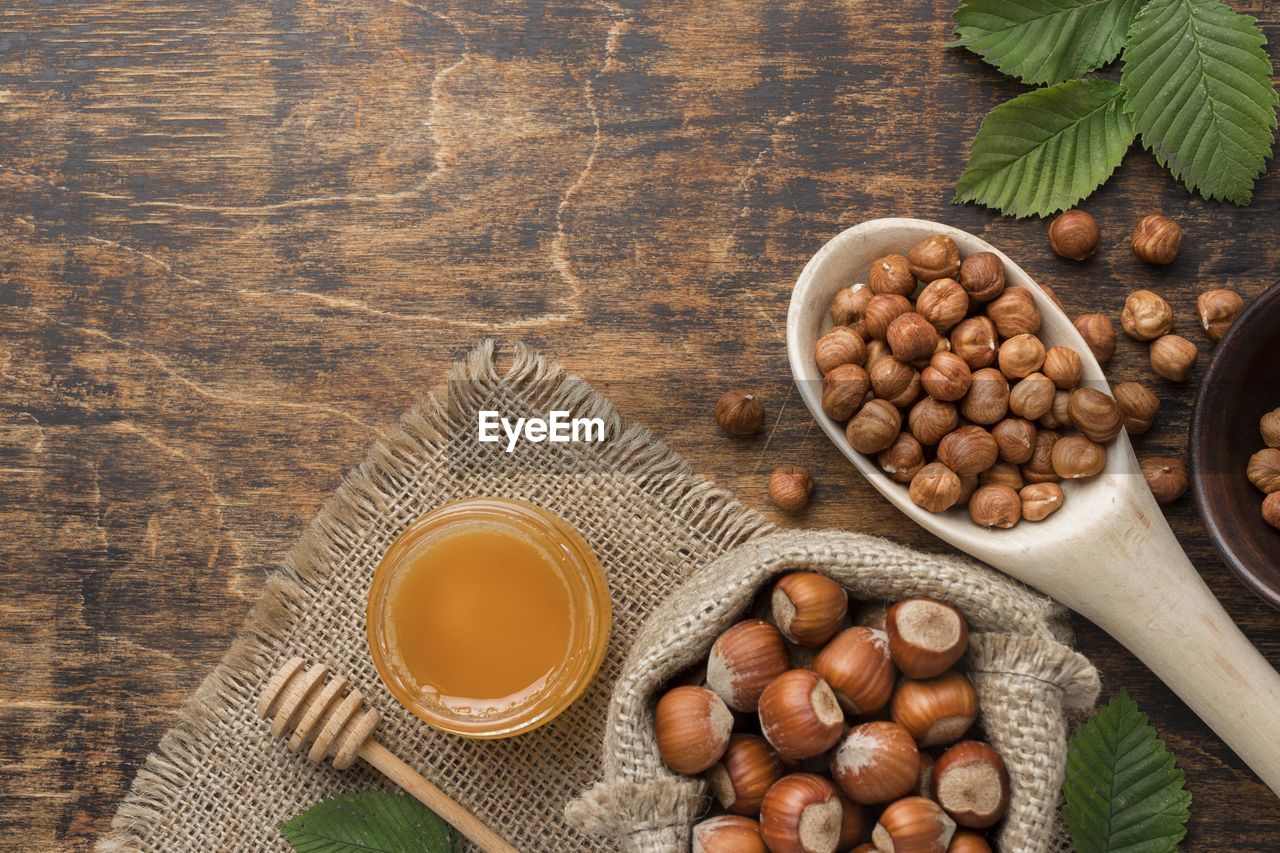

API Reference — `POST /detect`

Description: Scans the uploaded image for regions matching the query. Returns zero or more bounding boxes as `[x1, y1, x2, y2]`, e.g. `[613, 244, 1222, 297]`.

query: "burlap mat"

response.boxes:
[101, 341, 774, 851]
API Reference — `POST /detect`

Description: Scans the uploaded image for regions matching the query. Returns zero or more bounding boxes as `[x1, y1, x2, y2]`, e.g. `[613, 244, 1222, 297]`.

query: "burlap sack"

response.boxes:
[567, 531, 1101, 853]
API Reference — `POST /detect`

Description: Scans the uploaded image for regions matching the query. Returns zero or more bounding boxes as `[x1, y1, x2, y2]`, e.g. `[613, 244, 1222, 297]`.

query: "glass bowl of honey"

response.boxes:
[366, 497, 612, 738]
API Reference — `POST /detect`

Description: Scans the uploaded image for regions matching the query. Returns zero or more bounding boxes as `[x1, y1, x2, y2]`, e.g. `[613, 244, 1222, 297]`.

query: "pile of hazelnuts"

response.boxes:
[656, 571, 1005, 853]
[814, 233, 1124, 528]
[1249, 408, 1280, 529]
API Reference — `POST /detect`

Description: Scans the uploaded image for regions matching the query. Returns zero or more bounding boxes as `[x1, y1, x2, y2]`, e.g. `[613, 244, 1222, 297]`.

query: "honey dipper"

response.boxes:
[257, 657, 519, 853]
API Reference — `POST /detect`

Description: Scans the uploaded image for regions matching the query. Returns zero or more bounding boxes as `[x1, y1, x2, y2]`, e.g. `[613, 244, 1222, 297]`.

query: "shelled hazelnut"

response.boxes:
[879, 433, 926, 484]
[1131, 214, 1182, 265]
[870, 254, 917, 297]
[1197, 288, 1244, 342]
[969, 485, 1021, 529]
[1041, 347, 1082, 390]
[1051, 436, 1106, 480]
[1150, 334, 1198, 382]
[997, 334, 1045, 380]
[1008, 373, 1055, 422]
[909, 397, 959, 448]
[1067, 388, 1122, 443]
[815, 326, 867, 374]
[830, 284, 872, 329]
[950, 317, 998, 369]
[1019, 482, 1063, 521]
[888, 313, 941, 362]
[769, 466, 815, 513]
[909, 463, 963, 513]
[866, 294, 915, 341]
[992, 418, 1036, 464]
[1262, 408, 1280, 449]
[987, 287, 1041, 338]
[916, 279, 970, 333]
[717, 390, 765, 436]
[959, 369, 1009, 425]
[1022, 430, 1061, 485]
[848, 399, 904, 454]
[937, 426, 999, 477]
[1263, 493, 1280, 530]
[1113, 382, 1159, 435]
[908, 235, 962, 283]
[1073, 314, 1116, 364]
[822, 364, 871, 421]
[1247, 449, 1280, 494]
[871, 357, 922, 409]
[1140, 456, 1188, 504]
[922, 352, 973, 402]
[1039, 390, 1071, 430]
[1121, 290, 1174, 341]
[1048, 210, 1099, 260]
[958, 252, 1006, 303]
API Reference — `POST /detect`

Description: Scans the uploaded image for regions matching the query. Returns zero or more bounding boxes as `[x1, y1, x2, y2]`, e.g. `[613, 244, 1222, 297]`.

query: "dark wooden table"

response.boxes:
[2, 1, 1278, 848]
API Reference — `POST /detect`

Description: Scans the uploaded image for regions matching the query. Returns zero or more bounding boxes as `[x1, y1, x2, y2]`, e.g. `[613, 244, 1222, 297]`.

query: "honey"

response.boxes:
[367, 497, 611, 738]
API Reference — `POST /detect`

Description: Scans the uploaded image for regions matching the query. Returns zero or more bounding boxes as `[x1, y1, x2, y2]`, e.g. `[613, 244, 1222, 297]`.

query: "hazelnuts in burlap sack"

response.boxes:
[567, 530, 1100, 853]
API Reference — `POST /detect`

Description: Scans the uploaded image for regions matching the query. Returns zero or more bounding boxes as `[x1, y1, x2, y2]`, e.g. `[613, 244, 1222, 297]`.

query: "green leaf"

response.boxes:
[954, 78, 1136, 218]
[278, 791, 456, 853]
[1121, 0, 1278, 204]
[1063, 689, 1191, 853]
[954, 0, 1147, 85]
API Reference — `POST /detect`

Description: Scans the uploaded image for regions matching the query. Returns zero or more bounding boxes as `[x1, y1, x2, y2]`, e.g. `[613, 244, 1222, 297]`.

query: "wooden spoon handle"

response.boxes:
[358, 739, 519, 853]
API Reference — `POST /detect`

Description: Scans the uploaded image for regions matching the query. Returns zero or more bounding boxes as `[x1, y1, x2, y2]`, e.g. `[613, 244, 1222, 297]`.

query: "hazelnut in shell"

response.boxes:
[886, 598, 969, 679]
[909, 396, 959, 448]
[707, 735, 783, 817]
[922, 351, 973, 402]
[706, 619, 792, 712]
[1197, 288, 1244, 342]
[812, 626, 895, 715]
[1263, 492, 1280, 529]
[772, 572, 849, 648]
[969, 484, 1022, 529]
[831, 284, 872, 329]
[1022, 429, 1061, 485]
[1051, 435, 1106, 479]
[937, 425, 999, 476]
[878, 433, 926, 484]
[1074, 313, 1116, 364]
[996, 334, 1045, 380]
[908, 234, 962, 283]
[870, 356, 922, 409]
[692, 815, 768, 853]
[815, 326, 867, 374]
[870, 254, 917, 297]
[916, 278, 970, 333]
[1141, 456, 1188, 504]
[1008, 373, 1056, 422]
[909, 463, 963, 513]
[986, 287, 1041, 339]
[1150, 334, 1198, 382]
[837, 796, 868, 851]
[1042, 346, 1082, 390]
[1112, 381, 1159, 435]
[1131, 214, 1183, 264]
[759, 773, 844, 853]
[1020, 482, 1064, 521]
[1068, 387, 1122, 442]
[932, 741, 1010, 829]
[822, 363, 872, 421]
[1247, 448, 1280, 494]
[830, 721, 921, 805]
[872, 797, 957, 853]
[992, 418, 1036, 464]
[847, 399, 904, 455]
[1121, 289, 1174, 341]
[958, 252, 1005, 303]
[891, 670, 979, 747]
[865, 293, 914, 342]
[717, 390, 765, 436]
[1262, 407, 1280, 449]
[769, 465, 815, 513]
[889, 312, 941, 363]
[654, 686, 733, 774]
[959, 369, 1009, 426]
[948, 831, 993, 853]
[758, 670, 845, 761]
[1049, 209, 1099, 260]
[950, 316, 998, 370]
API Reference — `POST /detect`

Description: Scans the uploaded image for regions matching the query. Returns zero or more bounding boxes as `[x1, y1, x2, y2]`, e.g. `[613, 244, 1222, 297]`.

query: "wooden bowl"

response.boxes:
[1191, 282, 1280, 611]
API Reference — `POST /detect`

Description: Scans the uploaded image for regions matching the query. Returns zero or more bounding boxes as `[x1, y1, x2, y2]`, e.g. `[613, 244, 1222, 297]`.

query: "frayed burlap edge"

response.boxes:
[98, 340, 773, 851]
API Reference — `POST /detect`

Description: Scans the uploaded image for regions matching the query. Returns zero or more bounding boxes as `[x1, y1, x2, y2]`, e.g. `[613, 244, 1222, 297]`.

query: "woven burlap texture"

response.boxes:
[101, 341, 776, 852]
[567, 531, 1101, 853]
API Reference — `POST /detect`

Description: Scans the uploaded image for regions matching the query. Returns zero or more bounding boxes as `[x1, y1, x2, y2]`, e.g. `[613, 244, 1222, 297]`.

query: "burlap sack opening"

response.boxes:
[567, 530, 1101, 853]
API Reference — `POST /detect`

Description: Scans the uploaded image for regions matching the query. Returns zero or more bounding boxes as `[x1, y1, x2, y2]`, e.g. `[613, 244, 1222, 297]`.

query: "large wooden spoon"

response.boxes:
[787, 217, 1280, 795]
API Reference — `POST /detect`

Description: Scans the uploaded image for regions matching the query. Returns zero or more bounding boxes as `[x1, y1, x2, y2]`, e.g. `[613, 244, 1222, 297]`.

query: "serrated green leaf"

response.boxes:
[954, 78, 1136, 218]
[278, 791, 456, 853]
[1063, 689, 1191, 853]
[954, 0, 1147, 85]
[1121, 0, 1278, 204]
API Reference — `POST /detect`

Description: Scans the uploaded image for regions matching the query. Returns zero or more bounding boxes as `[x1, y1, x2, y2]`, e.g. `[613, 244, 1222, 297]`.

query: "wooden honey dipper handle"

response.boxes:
[258, 657, 519, 853]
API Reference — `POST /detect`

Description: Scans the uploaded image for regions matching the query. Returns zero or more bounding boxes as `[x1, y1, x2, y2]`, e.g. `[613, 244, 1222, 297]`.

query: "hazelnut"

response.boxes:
[959, 368, 1009, 425]
[769, 466, 815, 513]
[932, 741, 1010, 828]
[654, 686, 733, 773]
[870, 254, 917, 297]
[968, 484, 1021, 529]
[1131, 214, 1183, 264]
[865, 293, 914, 341]
[1197, 288, 1244, 342]
[717, 390, 765, 436]
[908, 234, 961, 283]
[692, 815, 768, 853]
[909, 463, 963, 513]
[1263, 492, 1280, 529]
[1022, 429, 1061, 484]
[957, 473, 980, 504]
[1261, 407, 1280, 449]
[837, 797, 868, 851]
[1049, 209, 1099, 260]
[922, 352, 973, 402]
[985, 287, 1041, 338]
[878, 433, 926, 483]
[890, 670, 978, 747]
[707, 735, 783, 817]
[872, 797, 956, 853]
[1020, 482, 1064, 521]
[847, 399, 904, 455]
[870, 357, 922, 409]
[759, 670, 845, 760]
[707, 619, 792, 712]
[1039, 390, 1072, 430]
[1140, 456, 1188, 504]
[1074, 313, 1116, 364]
[958, 252, 1006, 303]
[831, 283, 872, 328]
[996, 334, 1045, 380]
[759, 773, 844, 853]
[885, 599, 969, 679]
[1042, 346, 1083, 390]
[866, 339, 892, 367]
[1121, 290, 1174, 341]
[813, 626, 895, 714]
[916, 278, 970, 333]
[1067, 387, 1122, 442]
[815, 326, 867, 374]
[978, 462, 1024, 491]
[992, 418, 1037, 464]
[909, 396, 959, 447]
[1247, 448, 1280, 494]
[822, 364, 872, 422]
[1113, 381, 1159, 435]
[1150, 334, 1198, 382]
[1008, 373, 1056, 421]
[950, 317, 998, 370]
[937, 425, 999, 476]
[1051, 435, 1106, 479]
[772, 572, 849, 647]
[831, 721, 921, 805]
[948, 830, 994, 853]
[888, 312, 941, 362]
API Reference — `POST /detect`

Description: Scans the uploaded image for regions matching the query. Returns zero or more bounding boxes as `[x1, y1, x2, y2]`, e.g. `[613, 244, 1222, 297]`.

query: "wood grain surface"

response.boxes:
[1, 0, 1277, 848]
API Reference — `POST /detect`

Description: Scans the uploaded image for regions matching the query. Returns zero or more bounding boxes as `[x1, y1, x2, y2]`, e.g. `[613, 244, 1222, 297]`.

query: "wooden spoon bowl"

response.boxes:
[787, 218, 1280, 796]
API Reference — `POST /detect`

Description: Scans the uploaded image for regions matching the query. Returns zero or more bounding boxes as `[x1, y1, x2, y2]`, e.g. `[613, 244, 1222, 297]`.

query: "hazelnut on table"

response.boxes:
[1048, 210, 1099, 260]
[1131, 214, 1183, 264]
[1074, 313, 1116, 364]
[1140, 456, 1188, 504]
[1150, 334, 1198, 382]
[1121, 289, 1174, 341]
[768, 466, 814, 513]
[1197, 288, 1244, 342]
[1113, 382, 1160, 435]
